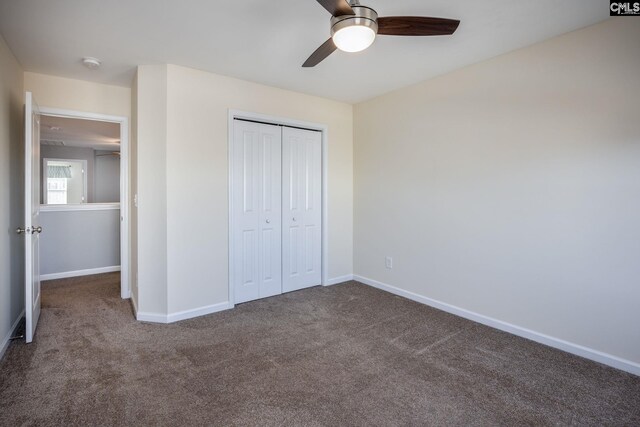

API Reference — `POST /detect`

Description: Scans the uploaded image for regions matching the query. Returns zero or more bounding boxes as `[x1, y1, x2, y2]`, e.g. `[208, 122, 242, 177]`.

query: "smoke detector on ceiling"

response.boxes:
[82, 57, 101, 70]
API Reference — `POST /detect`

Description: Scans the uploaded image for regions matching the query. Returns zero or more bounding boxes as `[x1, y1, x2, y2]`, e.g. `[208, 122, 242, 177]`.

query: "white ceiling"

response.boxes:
[0, 0, 608, 103]
[40, 116, 120, 151]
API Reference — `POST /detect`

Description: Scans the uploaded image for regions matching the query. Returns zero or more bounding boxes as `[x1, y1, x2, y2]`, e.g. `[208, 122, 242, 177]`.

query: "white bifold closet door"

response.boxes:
[232, 120, 282, 304]
[232, 119, 321, 304]
[282, 127, 322, 293]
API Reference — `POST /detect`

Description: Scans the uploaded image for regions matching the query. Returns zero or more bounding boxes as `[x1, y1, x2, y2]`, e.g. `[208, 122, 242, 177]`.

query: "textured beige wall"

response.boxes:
[24, 72, 130, 117]
[0, 35, 24, 353]
[354, 19, 640, 365]
[133, 64, 354, 315]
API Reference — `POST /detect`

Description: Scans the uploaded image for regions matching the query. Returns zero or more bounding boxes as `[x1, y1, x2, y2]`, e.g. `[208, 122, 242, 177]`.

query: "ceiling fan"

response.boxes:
[303, 0, 460, 67]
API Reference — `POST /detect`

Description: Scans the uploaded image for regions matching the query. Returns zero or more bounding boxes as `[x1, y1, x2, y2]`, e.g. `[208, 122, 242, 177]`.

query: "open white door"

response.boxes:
[24, 92, 42, 343]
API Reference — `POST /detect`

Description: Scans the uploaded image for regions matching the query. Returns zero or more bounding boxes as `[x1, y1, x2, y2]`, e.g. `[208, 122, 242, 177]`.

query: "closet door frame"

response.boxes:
[227, 110, 328, 307]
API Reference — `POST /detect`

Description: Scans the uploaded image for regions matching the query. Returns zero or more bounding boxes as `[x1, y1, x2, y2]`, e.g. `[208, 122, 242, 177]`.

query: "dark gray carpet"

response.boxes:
[1, 273, 638, 426]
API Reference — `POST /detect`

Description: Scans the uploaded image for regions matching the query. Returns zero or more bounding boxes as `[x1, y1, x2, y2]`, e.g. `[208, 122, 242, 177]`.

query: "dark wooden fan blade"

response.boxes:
[377, 17, 460, 36]
[302, 38, 338, 67]
[315, 0, 354, 17]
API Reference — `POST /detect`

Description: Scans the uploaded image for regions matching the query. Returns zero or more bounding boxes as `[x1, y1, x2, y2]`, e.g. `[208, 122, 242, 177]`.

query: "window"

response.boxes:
[43, 159, 87, 205]
[47, 177, 68, 204]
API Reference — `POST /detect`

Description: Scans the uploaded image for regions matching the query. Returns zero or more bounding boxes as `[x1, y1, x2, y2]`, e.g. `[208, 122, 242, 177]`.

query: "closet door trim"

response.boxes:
[228, 110, 328, 306]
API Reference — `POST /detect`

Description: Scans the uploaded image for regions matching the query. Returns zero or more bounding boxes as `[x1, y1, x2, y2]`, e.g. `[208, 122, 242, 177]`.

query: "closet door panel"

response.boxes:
[259, 128, 282, 299]
[282, 127, 322, 293]
[233, 120, 282, 304]
[233, 122, 260, 303]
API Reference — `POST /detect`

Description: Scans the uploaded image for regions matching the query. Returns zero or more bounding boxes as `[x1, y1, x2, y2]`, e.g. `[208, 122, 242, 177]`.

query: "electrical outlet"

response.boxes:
[385, 256, 393, 269]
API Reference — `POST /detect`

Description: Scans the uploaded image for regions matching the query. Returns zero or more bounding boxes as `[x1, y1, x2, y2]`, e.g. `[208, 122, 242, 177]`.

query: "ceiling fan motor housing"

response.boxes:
[330, 5, 378, 37]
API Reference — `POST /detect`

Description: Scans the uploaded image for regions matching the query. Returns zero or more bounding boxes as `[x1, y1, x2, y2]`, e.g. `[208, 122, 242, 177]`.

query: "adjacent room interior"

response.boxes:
[0, 0, 638, 425]
[39, 115, 122, 284]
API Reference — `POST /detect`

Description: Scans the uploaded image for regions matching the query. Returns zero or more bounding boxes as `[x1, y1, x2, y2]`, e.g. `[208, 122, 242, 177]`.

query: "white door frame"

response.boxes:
[228, 109, 329, 306]
[38, 106, 130, 299]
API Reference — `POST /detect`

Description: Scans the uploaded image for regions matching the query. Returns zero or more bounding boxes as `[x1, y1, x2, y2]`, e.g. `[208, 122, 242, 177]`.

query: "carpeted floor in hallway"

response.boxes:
[1, 272, 639, 426]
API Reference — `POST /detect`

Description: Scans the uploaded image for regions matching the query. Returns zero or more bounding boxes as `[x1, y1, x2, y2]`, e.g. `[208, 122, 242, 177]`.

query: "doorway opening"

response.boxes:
[38, 108, 130, 299]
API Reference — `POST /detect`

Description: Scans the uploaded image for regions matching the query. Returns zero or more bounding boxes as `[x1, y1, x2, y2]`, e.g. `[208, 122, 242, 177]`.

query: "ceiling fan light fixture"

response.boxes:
[332, 25, 376, 52]
[330, 6, 378, 53]
[303, 0, 460, 67]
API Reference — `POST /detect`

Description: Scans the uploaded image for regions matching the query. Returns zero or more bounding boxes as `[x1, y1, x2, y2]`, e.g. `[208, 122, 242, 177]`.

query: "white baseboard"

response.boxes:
[324, 274, 354, 286]
[167, 302, 233, 323]
[137, 301, 233, 324]
[353, 275, 640, 377]
[41, 266, 121, 281]
[136, 311, 167, 323]
[1, 310, 25, 361]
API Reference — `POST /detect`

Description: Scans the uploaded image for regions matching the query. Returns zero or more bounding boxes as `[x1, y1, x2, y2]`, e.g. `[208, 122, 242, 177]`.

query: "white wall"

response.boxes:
[39, 209, 120, 276]
[353, 18, 640, 369]
[0, 34, 24, 358]
[135, 64, 353, 318]
[130, 71, 139, 309]
[94, 152, 120, 203]
[134, 65, 168, 316]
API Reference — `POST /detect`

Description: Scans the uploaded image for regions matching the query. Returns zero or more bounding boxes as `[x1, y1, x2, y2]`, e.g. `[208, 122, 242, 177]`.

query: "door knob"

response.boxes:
[16, 227, 28, 234]
[266, 219, 270, 224]
[292, 217, 297, 222]
[31, 226, 42, 234]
